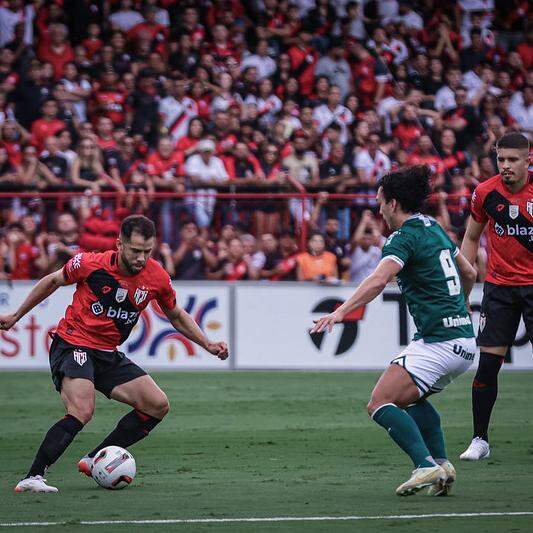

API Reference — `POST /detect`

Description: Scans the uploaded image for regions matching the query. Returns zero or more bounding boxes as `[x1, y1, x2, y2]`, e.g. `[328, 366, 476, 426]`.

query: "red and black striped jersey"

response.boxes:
[470, 174, 533, 286]
[56, 251, 176, 350]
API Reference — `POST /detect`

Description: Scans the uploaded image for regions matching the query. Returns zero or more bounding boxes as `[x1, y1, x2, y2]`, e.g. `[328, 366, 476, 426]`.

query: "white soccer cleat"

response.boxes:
[460, 437, 490, 461]
[395, 465, 446, 496]
[14, 476, 59, 493]
[78, 455, 94, 478]
[427, 460, 456, 496]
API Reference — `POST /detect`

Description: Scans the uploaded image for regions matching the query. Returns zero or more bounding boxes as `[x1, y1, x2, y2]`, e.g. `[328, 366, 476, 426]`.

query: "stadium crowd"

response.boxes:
[0, 0, 531, 281]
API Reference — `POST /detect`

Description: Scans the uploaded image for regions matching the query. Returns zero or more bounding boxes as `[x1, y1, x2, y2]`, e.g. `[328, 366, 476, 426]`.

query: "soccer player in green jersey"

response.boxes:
[312, 165, 478, 496]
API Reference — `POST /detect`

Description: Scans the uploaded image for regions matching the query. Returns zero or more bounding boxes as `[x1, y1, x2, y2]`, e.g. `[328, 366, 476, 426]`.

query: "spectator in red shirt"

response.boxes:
[288, 27, 318, 98]
[37, 23, 75, 81]
[175, 118, 204, 158]
[127, 6, 167, 50]
[81, 23, 104, 60]
[407, 135, 445, 188]
[91, 70, 130, 126]
[5, 223, 39, 280]
[30, 99, 66, 152]
[209, 237, 254, 281]
[393, 103, 423, 151]
[516, 28, 533, 69]
[95, 116, 118, 152]
[1, 120, 28, 167]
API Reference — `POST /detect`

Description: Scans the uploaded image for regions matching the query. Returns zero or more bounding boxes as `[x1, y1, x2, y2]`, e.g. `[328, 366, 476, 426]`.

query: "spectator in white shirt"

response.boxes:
[109, 0, 144, 32]
[435, 66, 463, 112]
[241, 39, 277, 81]
[314, 37, 352, 99]
[353, 133, 391, 185]
[313, 85, 353, 144]
[347, 210, 385, 285]
[0, 0, 34, 47]
[509, 85, 533, 140]
[185, 139, 229, 229]
[396, 1, 424, 30]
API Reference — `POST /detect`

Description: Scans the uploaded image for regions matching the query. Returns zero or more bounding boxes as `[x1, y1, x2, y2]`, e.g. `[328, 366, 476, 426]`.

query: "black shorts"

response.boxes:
[49, 335, 147, 398]
[477, 282, 533, 348]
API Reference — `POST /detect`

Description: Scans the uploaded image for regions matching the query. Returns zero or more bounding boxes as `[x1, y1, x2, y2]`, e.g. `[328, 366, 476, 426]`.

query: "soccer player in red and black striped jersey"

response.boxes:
[459, 133, 532, 461]
[0, 216, 228, 493]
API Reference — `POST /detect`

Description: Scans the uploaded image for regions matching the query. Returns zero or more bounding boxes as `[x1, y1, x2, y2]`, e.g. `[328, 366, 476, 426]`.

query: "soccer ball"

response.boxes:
[91, 446, 136, 490]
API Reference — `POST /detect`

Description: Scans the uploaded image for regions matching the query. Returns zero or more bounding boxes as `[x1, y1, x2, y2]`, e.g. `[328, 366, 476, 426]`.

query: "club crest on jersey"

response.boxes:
[527, 201, 533, 217]
[134, 288, 148, 305]
[115, 287, 128, 303]
[73, 350, 87, 366]
[509, 205, 519, 219]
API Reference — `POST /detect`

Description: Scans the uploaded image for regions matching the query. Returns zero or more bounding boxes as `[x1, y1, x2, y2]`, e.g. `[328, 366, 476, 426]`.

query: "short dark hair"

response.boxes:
[496, 132, 530, 151]
[378, 165, 431, 214]
[120, 215, 156, 241]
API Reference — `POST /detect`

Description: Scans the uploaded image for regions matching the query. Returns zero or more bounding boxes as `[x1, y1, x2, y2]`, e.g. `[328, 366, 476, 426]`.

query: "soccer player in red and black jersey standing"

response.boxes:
[459, 133, 532, 461]
[0, 215, 228, 493]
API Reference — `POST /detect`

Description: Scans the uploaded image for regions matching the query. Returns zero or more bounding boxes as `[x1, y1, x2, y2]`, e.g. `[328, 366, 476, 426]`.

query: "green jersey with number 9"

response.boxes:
[381, 214, 475, 343]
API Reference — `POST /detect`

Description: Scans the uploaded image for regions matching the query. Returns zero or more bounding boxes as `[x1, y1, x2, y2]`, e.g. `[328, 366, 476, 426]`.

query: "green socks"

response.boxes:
[372, 403, 436, 468]
[406, 399, 447, 462]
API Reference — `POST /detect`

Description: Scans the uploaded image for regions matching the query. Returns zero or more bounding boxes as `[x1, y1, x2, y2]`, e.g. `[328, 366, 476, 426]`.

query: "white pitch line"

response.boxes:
[1, 512, 533, 527]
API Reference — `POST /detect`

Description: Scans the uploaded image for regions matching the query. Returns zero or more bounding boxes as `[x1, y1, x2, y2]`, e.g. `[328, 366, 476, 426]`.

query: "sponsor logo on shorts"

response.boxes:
[91, 302, 104, 315]
[134, 288, 148, 306]
[115, 287, 128, 303]
[453, 344, 475, 361]
[442, 315, 472, 328]
[73, 350, 87, 366]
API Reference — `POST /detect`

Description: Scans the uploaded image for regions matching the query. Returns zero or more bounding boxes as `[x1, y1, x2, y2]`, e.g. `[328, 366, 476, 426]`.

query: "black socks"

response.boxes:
[472, 352, 504, 442]
[27, 414, 84, 478]
[87, 410, 162, 458]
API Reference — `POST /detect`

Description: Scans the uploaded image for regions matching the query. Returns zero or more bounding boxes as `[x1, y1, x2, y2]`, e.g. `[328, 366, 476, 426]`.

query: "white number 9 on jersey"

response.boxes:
[439, 249, 461, 296]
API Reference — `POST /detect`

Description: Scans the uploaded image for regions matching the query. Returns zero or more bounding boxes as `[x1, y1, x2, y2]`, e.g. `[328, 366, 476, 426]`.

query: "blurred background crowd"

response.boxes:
[0, 0, 531, 282]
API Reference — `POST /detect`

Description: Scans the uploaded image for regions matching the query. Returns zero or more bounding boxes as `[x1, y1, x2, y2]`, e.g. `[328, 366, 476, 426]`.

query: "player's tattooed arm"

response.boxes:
[162, 304, 229, 360]
[311, 258, 401, 334]
[0, 268, 70, 330]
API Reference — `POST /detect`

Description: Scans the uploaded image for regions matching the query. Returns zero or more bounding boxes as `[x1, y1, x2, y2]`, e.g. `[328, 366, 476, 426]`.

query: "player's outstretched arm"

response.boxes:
[163, 304, 229, 360]
[0, 268, 70, 331]
[311, 258, 401, 334]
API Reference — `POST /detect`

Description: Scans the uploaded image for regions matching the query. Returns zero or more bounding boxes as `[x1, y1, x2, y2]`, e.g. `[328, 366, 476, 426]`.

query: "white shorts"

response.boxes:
[391, 337, 477, 398]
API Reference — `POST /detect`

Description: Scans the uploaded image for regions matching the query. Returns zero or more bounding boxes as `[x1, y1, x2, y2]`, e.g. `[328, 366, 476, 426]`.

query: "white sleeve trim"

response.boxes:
[452, 247, 459, 257]
[380, 255, 404, 268]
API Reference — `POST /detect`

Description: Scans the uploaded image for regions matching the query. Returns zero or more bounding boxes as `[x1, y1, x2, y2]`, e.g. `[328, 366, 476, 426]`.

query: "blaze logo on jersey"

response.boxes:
[73, 350, 87, 366]
[509, 205, 519, 219]
[115, 288, 128, 303]
[92, 302, 104, 315]
[134, 288, 148, 306]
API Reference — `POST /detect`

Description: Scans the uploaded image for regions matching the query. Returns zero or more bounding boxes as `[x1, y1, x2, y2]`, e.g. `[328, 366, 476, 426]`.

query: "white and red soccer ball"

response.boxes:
[91, 446, 136, 490]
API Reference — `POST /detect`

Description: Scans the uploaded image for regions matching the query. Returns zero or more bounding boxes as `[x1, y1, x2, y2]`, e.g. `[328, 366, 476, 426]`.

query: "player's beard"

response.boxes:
[121, 252, 144, 275]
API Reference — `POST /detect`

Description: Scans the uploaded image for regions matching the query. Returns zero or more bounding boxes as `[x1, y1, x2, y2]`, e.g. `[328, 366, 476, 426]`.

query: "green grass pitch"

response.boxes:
[1, 371, 532, 532]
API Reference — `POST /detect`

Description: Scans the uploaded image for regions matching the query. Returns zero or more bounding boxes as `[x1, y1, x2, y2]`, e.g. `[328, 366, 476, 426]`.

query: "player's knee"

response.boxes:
[144, 392, 170, 419]
[68, 404, 94, 425]
[367, 397, 384, 418]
